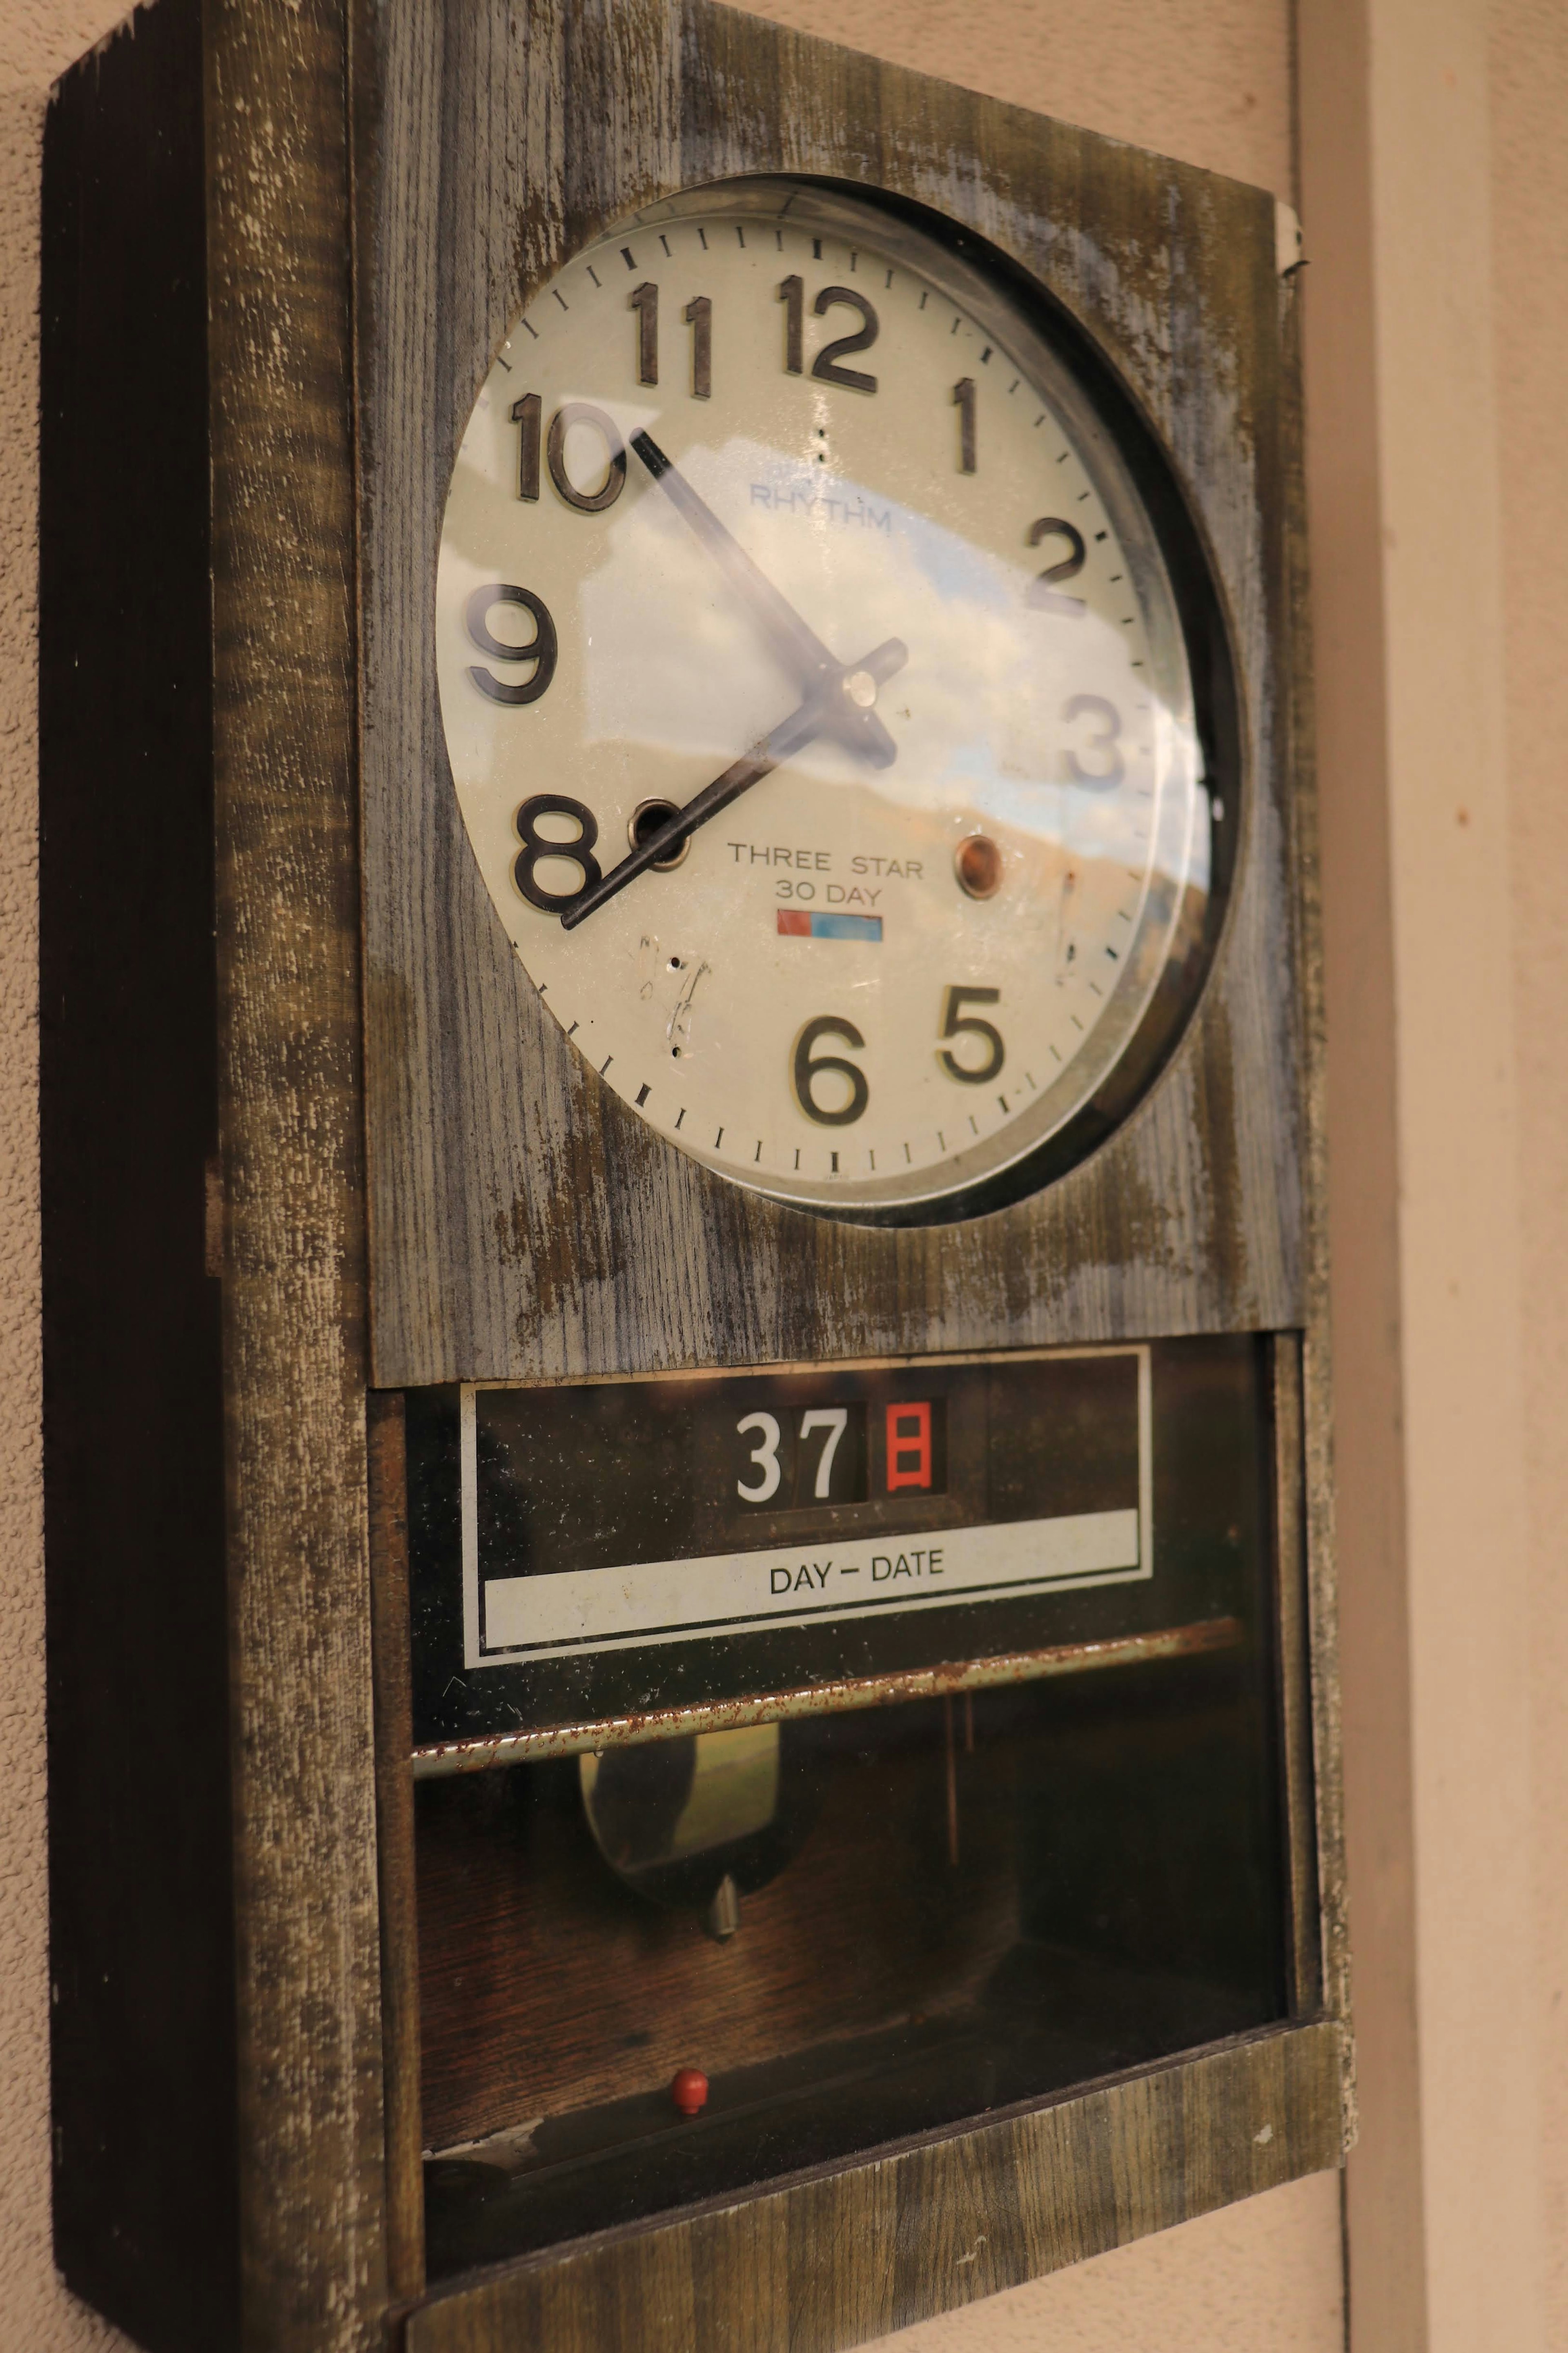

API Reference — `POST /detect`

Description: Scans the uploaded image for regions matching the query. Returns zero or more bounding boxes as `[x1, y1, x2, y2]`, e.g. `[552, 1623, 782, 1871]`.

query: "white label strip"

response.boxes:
[477, 1507, 1144, 1663]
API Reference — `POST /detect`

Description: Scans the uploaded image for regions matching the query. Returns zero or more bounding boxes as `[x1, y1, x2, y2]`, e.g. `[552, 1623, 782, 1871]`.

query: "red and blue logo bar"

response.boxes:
[777, 910, 884, 943]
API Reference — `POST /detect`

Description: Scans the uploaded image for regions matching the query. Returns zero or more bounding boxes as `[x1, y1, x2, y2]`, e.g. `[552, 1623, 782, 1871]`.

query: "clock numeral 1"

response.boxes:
[953, 377, 976, 472]
[938, 986, 1004, 1084]
[684, 295, 712, 398]
[792, 1015, 869, 1126]
[1026, 517, 1087, 615]
[778, 273, 804, 374]
[631, 281, 658, 385]
[511, 392, 541, 501]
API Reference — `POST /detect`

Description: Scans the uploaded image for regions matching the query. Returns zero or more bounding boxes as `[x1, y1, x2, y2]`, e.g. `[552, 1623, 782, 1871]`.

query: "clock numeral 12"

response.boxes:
[777, 276, 880, 394]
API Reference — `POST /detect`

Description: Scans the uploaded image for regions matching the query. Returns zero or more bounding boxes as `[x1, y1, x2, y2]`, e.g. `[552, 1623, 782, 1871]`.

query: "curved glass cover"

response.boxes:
[436, 180, 1215, 1214]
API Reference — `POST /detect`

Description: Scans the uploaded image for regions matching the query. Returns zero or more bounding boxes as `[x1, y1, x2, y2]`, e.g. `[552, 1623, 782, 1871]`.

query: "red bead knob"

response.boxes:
[670, 2067, 708, 2118]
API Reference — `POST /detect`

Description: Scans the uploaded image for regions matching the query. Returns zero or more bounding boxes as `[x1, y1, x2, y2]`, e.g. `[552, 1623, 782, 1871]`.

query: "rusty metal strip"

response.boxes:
[409, 1615, 1244, 1778]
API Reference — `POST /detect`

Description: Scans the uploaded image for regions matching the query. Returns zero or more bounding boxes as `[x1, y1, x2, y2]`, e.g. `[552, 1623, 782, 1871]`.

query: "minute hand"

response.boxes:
[631, 430, 897, 769]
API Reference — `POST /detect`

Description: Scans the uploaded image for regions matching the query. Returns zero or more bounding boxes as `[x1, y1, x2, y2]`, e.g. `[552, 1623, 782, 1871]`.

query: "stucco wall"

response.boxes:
[6, 0, 1561, 2344]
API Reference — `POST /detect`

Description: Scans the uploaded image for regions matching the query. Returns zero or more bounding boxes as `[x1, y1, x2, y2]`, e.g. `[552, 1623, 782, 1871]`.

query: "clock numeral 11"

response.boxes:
[621, 283, 712, 397]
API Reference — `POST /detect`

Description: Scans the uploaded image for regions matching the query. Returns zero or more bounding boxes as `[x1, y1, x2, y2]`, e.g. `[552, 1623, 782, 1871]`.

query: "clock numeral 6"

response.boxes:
[792, 1015, 869, 1126]
[514, 794, 602, 911]
[466, 584, 558, 706]
[938, 986, 1004, 1084]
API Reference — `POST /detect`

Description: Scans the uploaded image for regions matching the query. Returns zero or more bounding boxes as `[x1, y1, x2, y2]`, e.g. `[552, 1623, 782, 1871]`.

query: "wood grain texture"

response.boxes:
[354, 0, 1305, 1388]
[205, 0, 390, 2342]
[1275, 258, 1352, 2090]
[368, 1392, 427, 2298]
[400, 2019, 1345, 2353]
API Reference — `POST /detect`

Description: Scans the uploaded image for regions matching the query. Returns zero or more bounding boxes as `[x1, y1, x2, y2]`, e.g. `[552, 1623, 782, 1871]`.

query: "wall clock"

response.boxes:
[38, 1, 1346, 2349]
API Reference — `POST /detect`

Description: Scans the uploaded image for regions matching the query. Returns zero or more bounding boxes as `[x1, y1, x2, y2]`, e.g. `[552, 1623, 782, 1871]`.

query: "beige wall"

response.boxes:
[3, 0, 1564, 2343]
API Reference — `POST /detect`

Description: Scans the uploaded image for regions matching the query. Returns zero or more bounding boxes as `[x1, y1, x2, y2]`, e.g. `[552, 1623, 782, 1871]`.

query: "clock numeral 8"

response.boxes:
[514, 794, 602, 911]
[792, 1015, 869, 1126]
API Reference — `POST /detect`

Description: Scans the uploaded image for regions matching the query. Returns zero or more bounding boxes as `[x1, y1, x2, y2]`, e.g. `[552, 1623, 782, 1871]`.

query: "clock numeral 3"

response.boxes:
[514, 794, 602, 910]
[466, 584, 558, 705]
[938, 986, 1004, 1084]
[792, 1015, 869, 1126]
[1062, 694, 1124, 790]
[1026, 517, 1087, 615]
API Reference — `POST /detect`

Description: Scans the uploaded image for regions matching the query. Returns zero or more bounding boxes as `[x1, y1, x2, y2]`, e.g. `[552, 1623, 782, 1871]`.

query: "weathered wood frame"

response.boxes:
[40, 0, 1346, 2347]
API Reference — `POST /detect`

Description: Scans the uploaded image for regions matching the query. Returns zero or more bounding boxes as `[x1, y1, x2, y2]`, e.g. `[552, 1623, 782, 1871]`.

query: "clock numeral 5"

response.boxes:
[938, 986, 1004, 1084]
[514, 794, 602, 910]
[466, 584, 558, 706]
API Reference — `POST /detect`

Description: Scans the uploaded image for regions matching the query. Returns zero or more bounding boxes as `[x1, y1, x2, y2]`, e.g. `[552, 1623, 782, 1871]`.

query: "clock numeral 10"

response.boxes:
[511, 396, 626, 509]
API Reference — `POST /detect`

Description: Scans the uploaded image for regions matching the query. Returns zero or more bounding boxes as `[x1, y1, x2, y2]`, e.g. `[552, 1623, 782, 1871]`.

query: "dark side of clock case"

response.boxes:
[356, 0, 1310, 1390]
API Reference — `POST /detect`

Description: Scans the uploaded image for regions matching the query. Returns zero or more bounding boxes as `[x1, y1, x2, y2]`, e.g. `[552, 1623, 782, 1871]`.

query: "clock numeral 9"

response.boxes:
[792, 1015, 869, 1126]
[466, 584, 558, 706]
[938, 986, 1004, 1084]
[514, 794, 602, 911]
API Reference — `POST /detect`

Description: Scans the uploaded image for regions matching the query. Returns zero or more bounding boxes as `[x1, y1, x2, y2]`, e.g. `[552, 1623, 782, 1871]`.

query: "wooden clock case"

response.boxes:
[38, 0, 1347, 2346]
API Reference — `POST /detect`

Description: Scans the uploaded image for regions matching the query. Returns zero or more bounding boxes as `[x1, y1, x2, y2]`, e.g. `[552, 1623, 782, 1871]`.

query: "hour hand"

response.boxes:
[631, 430, 898, 770]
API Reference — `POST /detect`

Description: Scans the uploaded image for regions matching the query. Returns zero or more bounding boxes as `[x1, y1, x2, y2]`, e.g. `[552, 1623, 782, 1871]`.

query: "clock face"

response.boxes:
[436, 181, 1221, 1215]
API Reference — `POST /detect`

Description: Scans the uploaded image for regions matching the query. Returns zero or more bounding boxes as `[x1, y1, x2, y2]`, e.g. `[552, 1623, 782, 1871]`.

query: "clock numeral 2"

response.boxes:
[1027, 517, 1087, 615]
[466, 584, 558, 705]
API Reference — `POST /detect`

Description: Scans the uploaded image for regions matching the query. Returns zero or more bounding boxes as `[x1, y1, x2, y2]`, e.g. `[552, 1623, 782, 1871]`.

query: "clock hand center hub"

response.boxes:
[842, 669, 878, 710]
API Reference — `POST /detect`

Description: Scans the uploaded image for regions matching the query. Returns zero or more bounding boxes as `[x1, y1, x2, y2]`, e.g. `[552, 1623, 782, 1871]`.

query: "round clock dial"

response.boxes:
[436, 181, 1223, 1215]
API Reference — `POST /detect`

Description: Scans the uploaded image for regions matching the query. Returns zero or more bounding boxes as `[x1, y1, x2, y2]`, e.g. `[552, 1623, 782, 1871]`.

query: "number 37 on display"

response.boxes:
[733, 1400, 938, 1508]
